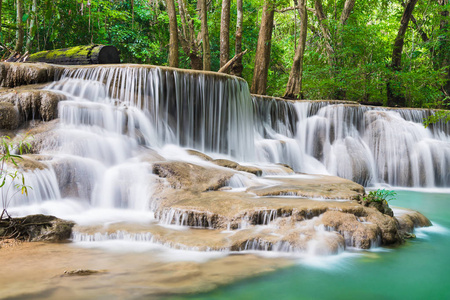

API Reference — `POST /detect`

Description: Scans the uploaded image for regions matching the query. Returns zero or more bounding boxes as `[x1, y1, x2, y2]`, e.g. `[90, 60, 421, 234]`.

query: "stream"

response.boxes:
[182, 190, 450, 300]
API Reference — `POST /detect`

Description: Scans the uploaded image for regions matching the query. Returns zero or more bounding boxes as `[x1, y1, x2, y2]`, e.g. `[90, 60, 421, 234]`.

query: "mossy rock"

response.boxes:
[0, 214, 75, 242]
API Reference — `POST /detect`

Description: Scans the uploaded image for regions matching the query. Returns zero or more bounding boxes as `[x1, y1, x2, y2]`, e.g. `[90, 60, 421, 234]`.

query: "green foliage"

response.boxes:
[423, 98, 450, 127]
[0, 136, 32, 220]
[363, 189, 397, 204]
[0, 0, 448, 108]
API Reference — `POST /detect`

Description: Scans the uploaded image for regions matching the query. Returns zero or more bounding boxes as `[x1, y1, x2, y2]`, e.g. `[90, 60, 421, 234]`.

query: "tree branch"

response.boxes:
[276, 6, 315, 14]
[218, 49, 248, 73]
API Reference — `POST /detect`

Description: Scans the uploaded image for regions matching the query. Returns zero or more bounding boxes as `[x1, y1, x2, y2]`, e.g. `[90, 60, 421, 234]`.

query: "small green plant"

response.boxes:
[363, 189, 397, 204]
[0, 135, 32, 220]
[423, 98, 450, 128]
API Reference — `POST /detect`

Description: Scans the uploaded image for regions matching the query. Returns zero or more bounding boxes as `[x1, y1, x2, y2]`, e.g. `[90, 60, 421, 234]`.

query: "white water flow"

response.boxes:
[253, 96, 450, 187]
[5, 65, 450, 256]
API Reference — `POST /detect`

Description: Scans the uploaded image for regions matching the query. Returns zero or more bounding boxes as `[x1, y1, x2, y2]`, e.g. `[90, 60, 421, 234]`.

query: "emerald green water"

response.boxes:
[178, 190, 450, 300]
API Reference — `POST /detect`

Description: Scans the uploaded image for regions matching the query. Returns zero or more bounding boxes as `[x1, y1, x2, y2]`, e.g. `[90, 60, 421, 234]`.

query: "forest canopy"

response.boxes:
[1, 0, 449, 109]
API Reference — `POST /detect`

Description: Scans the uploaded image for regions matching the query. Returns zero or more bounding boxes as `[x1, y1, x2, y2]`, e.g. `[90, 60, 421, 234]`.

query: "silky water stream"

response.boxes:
[1, 65, 449, 299]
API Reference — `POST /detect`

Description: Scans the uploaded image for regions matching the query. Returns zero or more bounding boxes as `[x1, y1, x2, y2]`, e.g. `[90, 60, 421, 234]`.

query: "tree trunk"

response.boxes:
[131, 0, 135, 30]
[387, 0, 418, 107]
[314, 0, 334, 66]
[177, 0, 202, 70]
[26, 0, 37, 52]
[231, 0, 243, 77]
[220, 0, 231, 70]
[438, 0, 449, 98]
[26, 45, 121, 65]
[284, 0, 307, 99]
[14, 0, 24, 53]
[200, 0, 211, 71]
[251, 0, 275, 95]
[410, 14, 429, 43]
[339, 0, 355, 25]
[0, 0, 3, 35]
[166, 0, 179, 67]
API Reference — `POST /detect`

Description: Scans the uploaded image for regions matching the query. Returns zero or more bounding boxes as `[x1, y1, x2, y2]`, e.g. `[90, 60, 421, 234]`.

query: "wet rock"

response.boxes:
[186, 149, 213, 161]
[0, 62, 62, 88]
[9, 155, 49, 171]
[0, 102, 19, 130]
[366, 210, 401, 245]
[0, 89, 65, 124]
[247, 174, 364, 200]
[276, 163, 294, 172]
[49, 157, 97, 199]
[213, 159, 239, 169]
[321, 211, 381, 249]
[368, 201, 393, 217]
[17, 119, 60, 154]
[396, 209, 432, 235]
[236, 165, 262, 176]
[138, 150, 166, 163]
[212, 159, 263, 176]
[152, 161, 235, 191]
[0, 214, 74, 242]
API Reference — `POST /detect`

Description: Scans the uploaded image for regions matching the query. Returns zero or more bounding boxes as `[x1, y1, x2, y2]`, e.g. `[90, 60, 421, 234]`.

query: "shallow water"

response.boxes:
[177, 190, 450, 300]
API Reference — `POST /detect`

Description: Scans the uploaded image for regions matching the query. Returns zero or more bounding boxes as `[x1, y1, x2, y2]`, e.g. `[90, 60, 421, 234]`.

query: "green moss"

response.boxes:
[29, 45, 102, 62]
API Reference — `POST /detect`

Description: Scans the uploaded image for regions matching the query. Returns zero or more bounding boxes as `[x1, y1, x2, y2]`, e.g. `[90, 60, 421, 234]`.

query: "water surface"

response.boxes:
[179, 190, 450, 300]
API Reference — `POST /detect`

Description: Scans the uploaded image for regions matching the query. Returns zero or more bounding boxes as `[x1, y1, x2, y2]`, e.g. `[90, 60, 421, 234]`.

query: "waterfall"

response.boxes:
[50, 66, 255, 161]
[252, 96, 450, 187]
[6, 64, 447, 219]
[47, 65, 450, 188]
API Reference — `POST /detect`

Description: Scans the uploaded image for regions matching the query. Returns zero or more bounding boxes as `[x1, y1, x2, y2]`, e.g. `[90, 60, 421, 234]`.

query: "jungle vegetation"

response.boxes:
[0, 0, 449, 110]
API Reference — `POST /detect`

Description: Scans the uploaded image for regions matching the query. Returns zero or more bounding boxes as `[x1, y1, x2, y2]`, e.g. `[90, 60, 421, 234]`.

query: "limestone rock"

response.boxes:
[321, 211, 381, 249]
[0, 89, 65, 124]
[395, 209, 432, 235]
[186, 149, 213, 161]
[213, 159, 239, 169]
[0, 62, 62, 88]
[212, 158, 263, 176]
[0, 102, 19, 130]
[152, 161, 235, 191]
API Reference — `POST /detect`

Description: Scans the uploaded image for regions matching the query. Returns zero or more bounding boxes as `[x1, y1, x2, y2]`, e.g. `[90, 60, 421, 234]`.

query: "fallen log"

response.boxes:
[25, 45, 120, 65]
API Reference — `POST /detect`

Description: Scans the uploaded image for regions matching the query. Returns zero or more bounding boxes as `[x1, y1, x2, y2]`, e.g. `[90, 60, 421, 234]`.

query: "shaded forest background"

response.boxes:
[1, 0, 449, 109]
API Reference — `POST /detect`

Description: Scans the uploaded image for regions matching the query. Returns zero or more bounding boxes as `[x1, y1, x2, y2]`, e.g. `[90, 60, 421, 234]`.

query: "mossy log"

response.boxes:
[25, 45, 120, 65]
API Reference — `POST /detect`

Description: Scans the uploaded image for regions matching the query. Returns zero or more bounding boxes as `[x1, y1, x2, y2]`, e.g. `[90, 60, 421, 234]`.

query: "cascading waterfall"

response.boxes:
[252, 96, 450, 187]
[51, 66, 256, 160]
[5, 64, 449, 257]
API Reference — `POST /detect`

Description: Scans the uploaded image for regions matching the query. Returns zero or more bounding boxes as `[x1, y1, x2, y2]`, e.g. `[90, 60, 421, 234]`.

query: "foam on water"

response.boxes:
[414, 222, 450, 239]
